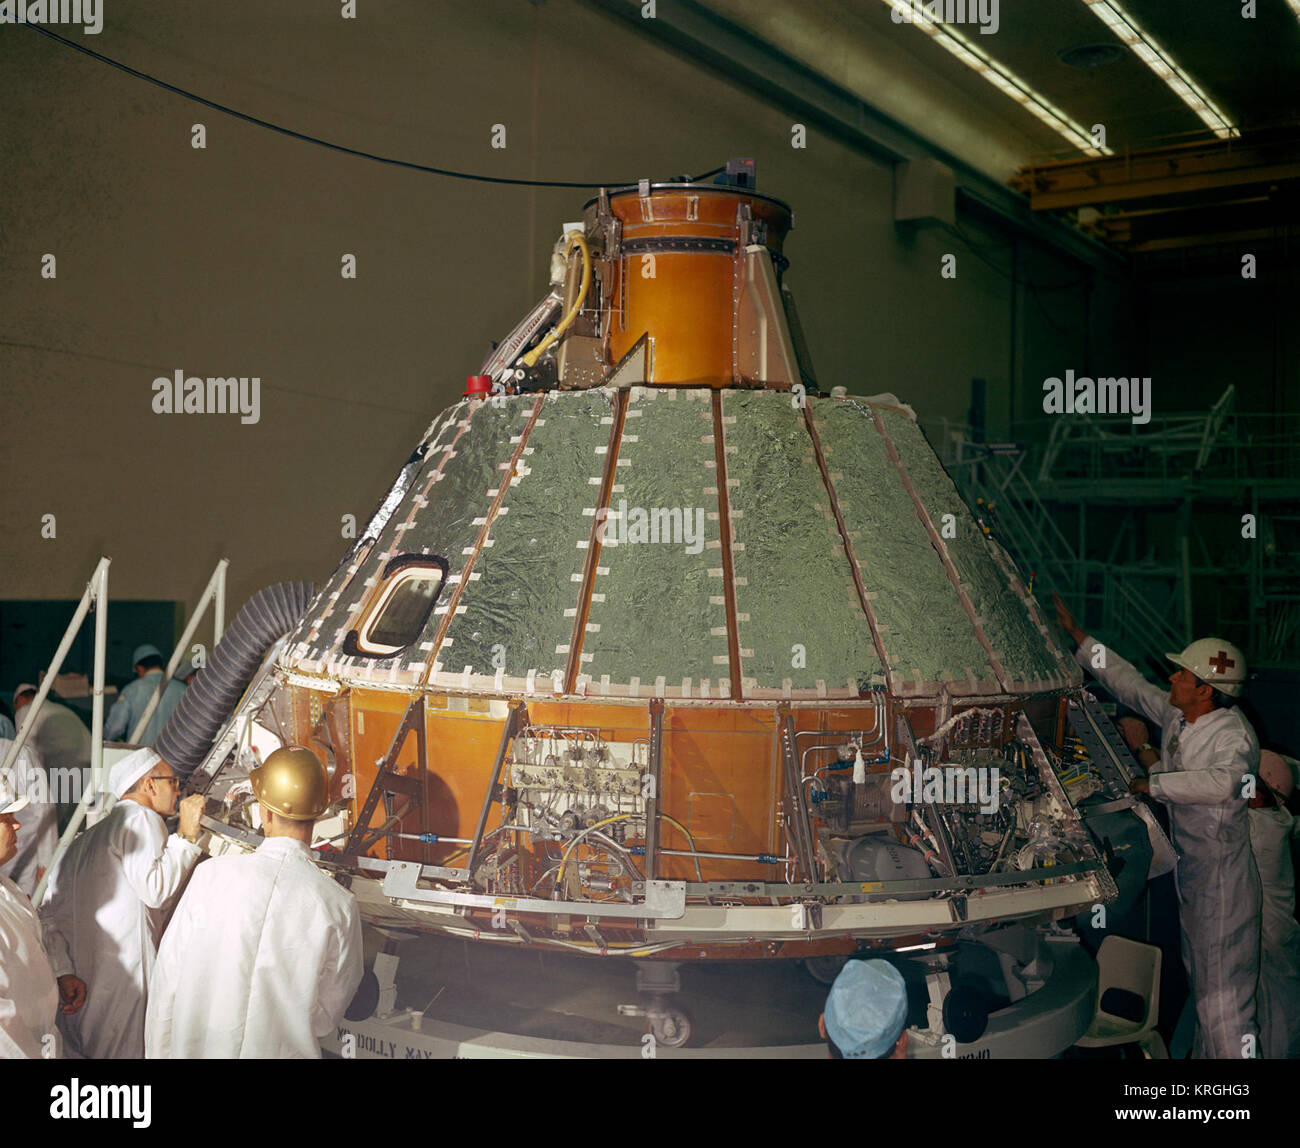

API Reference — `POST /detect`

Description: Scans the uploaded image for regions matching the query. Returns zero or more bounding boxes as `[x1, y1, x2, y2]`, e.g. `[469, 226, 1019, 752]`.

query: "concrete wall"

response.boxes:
[1, 0, 1131, 624]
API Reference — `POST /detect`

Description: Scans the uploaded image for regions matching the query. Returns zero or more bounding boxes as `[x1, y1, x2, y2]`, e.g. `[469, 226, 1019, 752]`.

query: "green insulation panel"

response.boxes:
[441, 390, 614, 686]
[815, 400, 997, 693]
[582, 388, 724, 697]
[724, 390, 883, 696]
[878, 409, 1069, 689]
[290, 387, 1078, 699]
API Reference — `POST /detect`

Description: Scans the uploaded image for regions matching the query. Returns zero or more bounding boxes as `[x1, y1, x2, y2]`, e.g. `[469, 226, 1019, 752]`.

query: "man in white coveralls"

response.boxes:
[146, 745, 363, 1058]
[1055, 594, 1260, 1059]
[40, 747, 204, 1058]
[0, 774, 60, 1058]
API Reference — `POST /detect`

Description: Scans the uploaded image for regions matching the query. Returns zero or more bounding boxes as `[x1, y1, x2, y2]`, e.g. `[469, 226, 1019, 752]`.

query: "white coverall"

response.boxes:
[40, 800, 201, 1058]
[0, 740, 58, 898]
[0, 872, 59, 1058]
[1249, 804, 1300, 1059]
[146, 836, 363, 1058]
[103, 672, 185, 746]
[16, 698, 91, 781]
[1078, 639, 1260, 1059]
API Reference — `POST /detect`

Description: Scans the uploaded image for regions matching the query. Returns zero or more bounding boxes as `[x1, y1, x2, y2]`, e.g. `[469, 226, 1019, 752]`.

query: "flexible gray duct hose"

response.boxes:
[157, 581, 316, 776]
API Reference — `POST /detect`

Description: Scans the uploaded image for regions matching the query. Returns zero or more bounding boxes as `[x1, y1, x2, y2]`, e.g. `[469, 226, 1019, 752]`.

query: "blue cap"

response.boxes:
[824, 959, 908, 1058]
[131, 644, 162, 666]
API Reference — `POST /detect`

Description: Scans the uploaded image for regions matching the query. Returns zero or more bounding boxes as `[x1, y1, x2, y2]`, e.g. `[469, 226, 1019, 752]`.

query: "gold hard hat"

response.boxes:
[250, 746, 330, 821]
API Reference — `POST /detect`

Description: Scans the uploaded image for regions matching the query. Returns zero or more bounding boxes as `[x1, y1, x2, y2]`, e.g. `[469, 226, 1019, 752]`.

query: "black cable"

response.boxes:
[0, 337, 431, 417]
[24, 24, 725, 190]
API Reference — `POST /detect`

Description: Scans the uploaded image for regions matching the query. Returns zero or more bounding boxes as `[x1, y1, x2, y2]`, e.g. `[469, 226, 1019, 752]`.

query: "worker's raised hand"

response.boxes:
[58, 974, 87, 1015]
[178, 794, 205, 843]
[1052, 592, 1085, 645]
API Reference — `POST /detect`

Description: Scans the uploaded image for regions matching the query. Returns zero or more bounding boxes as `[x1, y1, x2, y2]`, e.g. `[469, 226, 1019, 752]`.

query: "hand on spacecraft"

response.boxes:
[177, 794, 204, 843]
[58, 973, 87, 1015]
[1129, 777, 1151, 796]
[1052, 592, 1086, 646]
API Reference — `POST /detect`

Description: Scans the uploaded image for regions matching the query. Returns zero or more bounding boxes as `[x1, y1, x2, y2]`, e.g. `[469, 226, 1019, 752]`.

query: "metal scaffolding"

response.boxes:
[931, 387, 1300, 673]
[10, 558, 232, 907]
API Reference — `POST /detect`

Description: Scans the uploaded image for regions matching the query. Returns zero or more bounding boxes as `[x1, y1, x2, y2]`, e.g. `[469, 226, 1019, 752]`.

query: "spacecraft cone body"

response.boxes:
[190, 173, 1134, 963]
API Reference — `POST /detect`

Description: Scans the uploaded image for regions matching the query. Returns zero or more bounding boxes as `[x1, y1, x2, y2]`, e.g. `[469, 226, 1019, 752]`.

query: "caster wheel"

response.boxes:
[345, 969, 380, 1021]
[943, 984, 990, 1045]
[650, 1007, 693, 1048]
[803, 954, 849, 985]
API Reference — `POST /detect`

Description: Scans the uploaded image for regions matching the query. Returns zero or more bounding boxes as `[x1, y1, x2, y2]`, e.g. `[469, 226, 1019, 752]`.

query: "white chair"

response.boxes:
[1075, 935, 1169, 1058]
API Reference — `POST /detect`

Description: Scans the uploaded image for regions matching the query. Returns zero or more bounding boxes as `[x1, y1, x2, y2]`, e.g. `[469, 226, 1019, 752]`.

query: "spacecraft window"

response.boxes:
[354, 557, 448, 657]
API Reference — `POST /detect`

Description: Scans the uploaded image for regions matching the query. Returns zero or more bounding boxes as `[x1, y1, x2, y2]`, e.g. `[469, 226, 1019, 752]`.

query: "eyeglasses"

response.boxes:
[148, 774, 179, 787]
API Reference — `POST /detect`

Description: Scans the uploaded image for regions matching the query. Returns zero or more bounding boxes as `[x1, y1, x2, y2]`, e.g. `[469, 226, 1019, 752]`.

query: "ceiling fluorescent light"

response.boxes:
[1081, 0, 1237, 138]
[879, 0, 1110, 156]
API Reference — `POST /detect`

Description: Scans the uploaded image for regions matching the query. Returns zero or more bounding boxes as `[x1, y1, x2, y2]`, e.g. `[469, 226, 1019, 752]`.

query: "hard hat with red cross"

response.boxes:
[1166, 637, 1247, 697]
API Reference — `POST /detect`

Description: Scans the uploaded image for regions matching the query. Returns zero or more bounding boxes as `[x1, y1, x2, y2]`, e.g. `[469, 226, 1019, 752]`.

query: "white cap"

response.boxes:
[13, 683, 38, 701]
[109, 747, 162, 799]
[131, 644, 162, 667]
[823, 959, 909, 1058]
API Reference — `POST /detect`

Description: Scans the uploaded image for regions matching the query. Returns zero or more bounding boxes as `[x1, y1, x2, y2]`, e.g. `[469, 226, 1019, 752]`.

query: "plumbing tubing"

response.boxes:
[156, 582, 315, 776]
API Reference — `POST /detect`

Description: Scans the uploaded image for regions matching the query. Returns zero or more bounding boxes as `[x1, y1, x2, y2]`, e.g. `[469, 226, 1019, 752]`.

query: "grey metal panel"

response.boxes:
[723, 390, 881, 697]
[814, 398, 996, 694]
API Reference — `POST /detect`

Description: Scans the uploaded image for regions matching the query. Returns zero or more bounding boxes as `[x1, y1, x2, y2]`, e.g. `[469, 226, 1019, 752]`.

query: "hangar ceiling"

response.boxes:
[629, 0, 1300, 261]
[697, 0, 1299, 162]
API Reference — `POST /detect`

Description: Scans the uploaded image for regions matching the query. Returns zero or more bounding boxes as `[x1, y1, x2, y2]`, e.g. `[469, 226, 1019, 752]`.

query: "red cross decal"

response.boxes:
[1209, 650, 1235, 674]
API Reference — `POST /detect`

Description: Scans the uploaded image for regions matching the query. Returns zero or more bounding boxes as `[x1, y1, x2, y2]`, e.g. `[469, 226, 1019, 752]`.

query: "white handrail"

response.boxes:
[28, 558, 230, 906]
[27, 558, 111, 907]
[2, 557, 109, 779]
[129, 559, 229, 743]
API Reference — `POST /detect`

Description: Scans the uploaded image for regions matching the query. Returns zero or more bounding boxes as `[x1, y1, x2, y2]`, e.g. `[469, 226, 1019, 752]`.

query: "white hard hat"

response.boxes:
[1166, 637, 1247, 698]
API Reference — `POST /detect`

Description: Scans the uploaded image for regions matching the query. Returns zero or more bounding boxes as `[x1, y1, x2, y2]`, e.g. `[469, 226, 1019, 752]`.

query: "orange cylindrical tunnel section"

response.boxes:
[601, 186, 792, 387]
